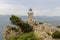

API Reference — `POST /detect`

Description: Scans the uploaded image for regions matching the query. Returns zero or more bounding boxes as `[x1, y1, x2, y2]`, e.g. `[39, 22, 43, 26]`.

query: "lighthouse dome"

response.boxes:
[28, 8, 33, 13]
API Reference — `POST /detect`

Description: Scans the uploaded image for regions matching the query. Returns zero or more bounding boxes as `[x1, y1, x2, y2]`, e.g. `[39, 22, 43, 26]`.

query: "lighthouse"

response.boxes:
[28, 8, 34, 25]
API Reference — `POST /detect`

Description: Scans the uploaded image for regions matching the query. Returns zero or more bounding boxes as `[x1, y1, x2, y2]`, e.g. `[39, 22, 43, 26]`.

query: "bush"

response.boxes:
[52, 31, 60, 38]
[57, 26, 60, 28]
[7, 32, 39, 40]
[46, 32, 51, 36]
[7, 36, 17, 40]
[39, 22, 43, 24]
[11, 27, 19, 32]
[18, 32, 38, 40]
[10, 15, 33, 33]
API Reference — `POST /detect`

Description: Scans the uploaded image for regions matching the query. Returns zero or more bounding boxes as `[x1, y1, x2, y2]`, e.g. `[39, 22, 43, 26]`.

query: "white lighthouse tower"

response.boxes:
[27, 8, 34, 25]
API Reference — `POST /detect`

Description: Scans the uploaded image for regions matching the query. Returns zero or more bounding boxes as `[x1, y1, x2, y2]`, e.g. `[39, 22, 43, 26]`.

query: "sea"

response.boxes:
[0, 15, 60, 40]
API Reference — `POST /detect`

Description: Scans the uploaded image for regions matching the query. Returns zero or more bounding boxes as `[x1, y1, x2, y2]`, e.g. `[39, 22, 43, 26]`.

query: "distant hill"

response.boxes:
[0, 15, 60, 28]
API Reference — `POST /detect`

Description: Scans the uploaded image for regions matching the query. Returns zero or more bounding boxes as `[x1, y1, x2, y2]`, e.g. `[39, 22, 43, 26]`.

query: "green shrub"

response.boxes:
[17, 32, 38, 40]
[10, 15, 33, 33]
[52, 31, 60, 38]
[39, 22, 43, 24]
[11, 27, 19, 32]
[57, 26, 60, 28]
[7, 36, 17, 40]
[46, 32, 51, 36]
[7, 32, 39, 40]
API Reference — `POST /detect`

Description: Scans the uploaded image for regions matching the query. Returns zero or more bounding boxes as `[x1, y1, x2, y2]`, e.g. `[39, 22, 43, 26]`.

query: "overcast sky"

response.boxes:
[0, 0, 60, 16]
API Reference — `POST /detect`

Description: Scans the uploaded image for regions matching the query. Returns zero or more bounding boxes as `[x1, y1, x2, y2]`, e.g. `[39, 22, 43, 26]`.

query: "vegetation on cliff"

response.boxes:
[57, 26, 60, 28]
[4, 15, 60, 40]
[5, 15, 39, 40]
[7, 32, 38, 40]
[10, 15, 33, 33]
[52, 31, 60, 38]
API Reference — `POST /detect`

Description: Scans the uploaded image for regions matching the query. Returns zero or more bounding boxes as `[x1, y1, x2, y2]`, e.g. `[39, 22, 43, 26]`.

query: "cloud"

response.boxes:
[39, 7, 60, 16]
[33, 10, 39, 16]
[0, 3, 60, 16]
[0, 3, 27, 15]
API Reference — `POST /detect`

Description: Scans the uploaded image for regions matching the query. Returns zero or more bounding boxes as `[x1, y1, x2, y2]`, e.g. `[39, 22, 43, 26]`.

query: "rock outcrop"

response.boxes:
[33, 22, 58, 40]
[3, 22, 60, 40]
[2, 25, 21, 40]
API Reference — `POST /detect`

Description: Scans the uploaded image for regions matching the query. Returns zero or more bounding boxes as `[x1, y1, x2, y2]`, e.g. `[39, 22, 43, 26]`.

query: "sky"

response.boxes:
[0, 0, 60, 16]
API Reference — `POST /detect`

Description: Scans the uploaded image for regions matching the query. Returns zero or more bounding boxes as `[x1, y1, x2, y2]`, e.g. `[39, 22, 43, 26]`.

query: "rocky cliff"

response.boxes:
[2, 25, 22, 40]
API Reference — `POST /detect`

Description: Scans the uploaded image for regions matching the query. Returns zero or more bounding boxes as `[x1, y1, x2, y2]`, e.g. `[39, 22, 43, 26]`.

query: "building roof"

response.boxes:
[29, 8, 32, 11]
